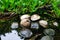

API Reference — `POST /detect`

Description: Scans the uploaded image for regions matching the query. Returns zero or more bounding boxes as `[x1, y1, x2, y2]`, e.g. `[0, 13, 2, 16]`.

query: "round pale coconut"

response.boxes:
[39, 20, 48, 28]
[20, 19, 30, 28]
[31, 14, 40, 21]
[20, 14, 30, 20]
[53, 22, 58, 27]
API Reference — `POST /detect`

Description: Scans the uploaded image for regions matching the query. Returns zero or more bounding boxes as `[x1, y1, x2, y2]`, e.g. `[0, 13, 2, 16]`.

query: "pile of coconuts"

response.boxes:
[11, 14, 59, 40]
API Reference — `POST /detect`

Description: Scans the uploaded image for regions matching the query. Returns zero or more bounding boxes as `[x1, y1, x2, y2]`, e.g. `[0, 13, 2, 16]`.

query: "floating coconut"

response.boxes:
[20, 14, 30, 20]
[31, 22, 39, 29]
[20, 19, 30, 28]
[43, 29, 55, 36]
[31, 14, 40, 21]
[40, 36, 53, 40]
[39, 20, 48, 28]
[19, 29, 33, 38]
[53, 22, 58, 27]
[11, 22, 18, 29]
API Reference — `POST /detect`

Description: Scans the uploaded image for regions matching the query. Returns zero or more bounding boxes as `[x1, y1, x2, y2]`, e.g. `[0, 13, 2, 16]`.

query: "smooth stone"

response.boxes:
[53, 22, 58, 27]
[20, 19, 30, 28]
[31, 14, 40, 21]
[19, 29, 33, 38]
[43, 29, 55, 36]
[40, 36, 53, 40]
[11, 22, 18, 29]
[31, 22, 39, 29]
[20, 14, 30, 20]
[39, 20, 48, 28]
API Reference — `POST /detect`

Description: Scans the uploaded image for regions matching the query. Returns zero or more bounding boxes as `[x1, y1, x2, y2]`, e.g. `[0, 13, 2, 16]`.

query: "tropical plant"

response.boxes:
[51, 0, 60, 17]
[0, 0, 48, 14]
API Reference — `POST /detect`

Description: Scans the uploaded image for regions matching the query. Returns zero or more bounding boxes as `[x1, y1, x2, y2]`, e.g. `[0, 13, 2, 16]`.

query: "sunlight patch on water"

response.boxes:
[0, 30, 24, 40]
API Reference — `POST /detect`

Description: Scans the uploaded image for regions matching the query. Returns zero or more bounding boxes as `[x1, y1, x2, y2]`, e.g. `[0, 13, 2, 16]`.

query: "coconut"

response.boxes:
[43, 29, 55, 36]
[19, 29, 33, 38]
[53, 22, 58, 27]
[39, 20, 48, 28]
[11, 22, 18, 29]
[40, 36, 53, 40]
[31, 22, 39, 29]
[20, 14, 30, 20]
[31, 14, 40, 21]
[20, 19, 30, 28]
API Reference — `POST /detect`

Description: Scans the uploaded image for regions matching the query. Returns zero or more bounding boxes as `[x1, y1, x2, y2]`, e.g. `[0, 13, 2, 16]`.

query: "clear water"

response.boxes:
[0, 30, 24, 40]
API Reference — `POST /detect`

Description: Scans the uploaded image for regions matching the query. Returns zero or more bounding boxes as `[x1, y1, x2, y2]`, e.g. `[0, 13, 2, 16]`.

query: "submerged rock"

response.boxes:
[20, 19, 30, 28]
[19, 29, 33, 38]
[40, 36, 53, 40]
[11, 22, 18, 29]
[53, 22, 58, 27]
[31, 14, 40, 21]
[31, 22, 39, 29]
[43, 29, 55, 36]
[39, 20, 48, 28]
[20, 14, 30, 20]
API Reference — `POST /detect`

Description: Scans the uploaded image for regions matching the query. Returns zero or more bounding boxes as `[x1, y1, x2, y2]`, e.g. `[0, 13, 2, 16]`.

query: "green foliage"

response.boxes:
[0, 0, 48, 14]
[51, 0, 60, 17]
[1, 0, 60, 17]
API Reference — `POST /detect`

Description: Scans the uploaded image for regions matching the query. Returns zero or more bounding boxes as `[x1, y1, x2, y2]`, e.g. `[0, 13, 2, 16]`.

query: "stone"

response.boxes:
[20, 14, 30, 20]
[31, 22, 39, 29]
[19, 29, 33, 38]
[43, 29, 55, 36]
[20, 19, 30, 28]
[40, 36, 53, 40]
[39, 20, 48, 28]
[53, 22, 58, 27]
[11, 22, 18, 29]
[31, 14, 40, 21]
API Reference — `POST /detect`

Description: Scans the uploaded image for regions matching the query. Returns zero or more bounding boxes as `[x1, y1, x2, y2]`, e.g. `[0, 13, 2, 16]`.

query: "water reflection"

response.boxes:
[0, 30, 24, 40]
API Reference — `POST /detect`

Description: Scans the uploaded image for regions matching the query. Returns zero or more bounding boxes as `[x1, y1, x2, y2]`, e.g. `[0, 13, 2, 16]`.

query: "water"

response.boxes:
[0, 30, 24, 40]
[0, 16, 25, 40]
[0, 15, 60, 40]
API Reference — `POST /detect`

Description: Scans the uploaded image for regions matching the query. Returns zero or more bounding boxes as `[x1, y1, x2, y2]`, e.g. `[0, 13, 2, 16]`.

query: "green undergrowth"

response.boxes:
[0, 0, 60, 17]
[0, 0, 48, 14]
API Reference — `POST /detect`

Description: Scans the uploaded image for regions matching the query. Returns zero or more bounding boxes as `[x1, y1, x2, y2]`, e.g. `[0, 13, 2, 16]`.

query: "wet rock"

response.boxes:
[11, 22, 18, 29]
[19, 29, 33, 38]
[31, 14, 40, 21]
[39, 20, 48, 28]
[31, 22, 39, 29]
[40, 36, 53, 40]
[20, 19, 30, 28]
[20, 14, 30, 20]
[53, 22, 58, 27]
[43, 29, 55, 36]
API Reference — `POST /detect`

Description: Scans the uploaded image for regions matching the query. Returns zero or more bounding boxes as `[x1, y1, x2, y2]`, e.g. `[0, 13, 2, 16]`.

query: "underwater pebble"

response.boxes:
[11, 22, 18, 29]
[43, 29, 55, 36]
[31, 22, 39, 29]
[20, 14, 30, 20]
[39, 20, 48, 28]
[31, 14, 40, 21]
[19, 29, 33, 38]
[20, 19, 30, 28]
[40, 36, 53, 40]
